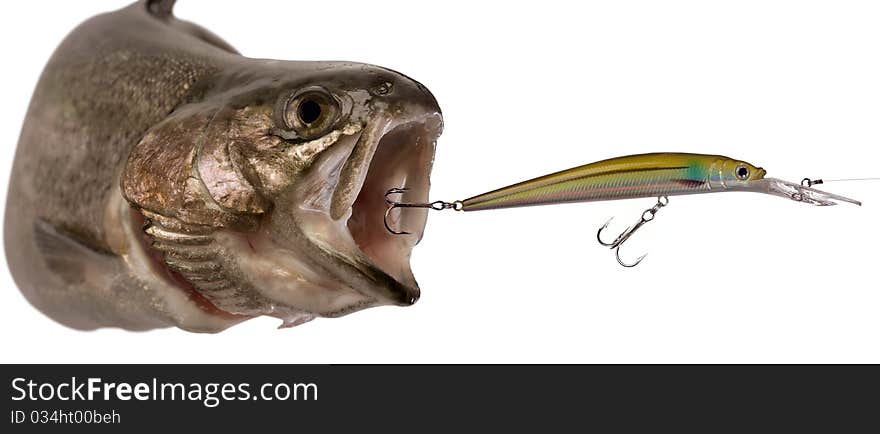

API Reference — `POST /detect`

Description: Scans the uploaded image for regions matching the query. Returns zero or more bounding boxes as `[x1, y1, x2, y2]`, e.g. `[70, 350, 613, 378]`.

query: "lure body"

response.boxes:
[460, 153, 766, 211]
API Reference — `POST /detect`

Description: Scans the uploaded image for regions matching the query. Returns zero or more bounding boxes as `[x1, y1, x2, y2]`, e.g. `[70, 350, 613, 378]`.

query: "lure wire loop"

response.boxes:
[801, 178, 823, 187]
[596, 196, 669, 268]
[384, 187, 462, 235]
[803, 176, 880, 186]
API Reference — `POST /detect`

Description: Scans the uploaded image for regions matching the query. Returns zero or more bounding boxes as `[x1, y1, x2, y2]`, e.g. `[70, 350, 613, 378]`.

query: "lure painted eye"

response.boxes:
[281, 87, 340, 140]
[735, 164, 749, 180]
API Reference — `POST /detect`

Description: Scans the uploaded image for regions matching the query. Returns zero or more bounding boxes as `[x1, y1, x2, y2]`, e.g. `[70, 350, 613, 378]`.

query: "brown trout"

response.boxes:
[4, 0, 442, 331]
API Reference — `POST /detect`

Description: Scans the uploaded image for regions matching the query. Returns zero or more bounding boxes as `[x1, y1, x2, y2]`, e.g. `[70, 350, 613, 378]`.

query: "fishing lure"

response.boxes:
[384, 152, 862, 267]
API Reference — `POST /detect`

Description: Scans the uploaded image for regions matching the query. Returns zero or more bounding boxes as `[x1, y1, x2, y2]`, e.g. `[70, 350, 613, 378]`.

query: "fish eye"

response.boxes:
[281, 87, 340, 139]
[297, 99, 322, 124]
[735, 164, 749, 180]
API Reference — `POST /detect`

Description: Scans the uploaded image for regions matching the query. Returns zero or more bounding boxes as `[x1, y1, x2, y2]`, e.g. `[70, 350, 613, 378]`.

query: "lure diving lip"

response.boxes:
[745, 178, 861, 206]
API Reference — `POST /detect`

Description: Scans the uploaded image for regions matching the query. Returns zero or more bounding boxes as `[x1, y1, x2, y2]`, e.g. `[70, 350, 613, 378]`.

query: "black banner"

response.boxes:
[2, 365, 878, 432]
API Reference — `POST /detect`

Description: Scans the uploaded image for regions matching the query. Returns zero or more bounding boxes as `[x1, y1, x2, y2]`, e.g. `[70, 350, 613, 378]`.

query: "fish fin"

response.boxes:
[145, 0, 241, 54]
[33, 219, 114, 284]
[146, 0, 176, 18]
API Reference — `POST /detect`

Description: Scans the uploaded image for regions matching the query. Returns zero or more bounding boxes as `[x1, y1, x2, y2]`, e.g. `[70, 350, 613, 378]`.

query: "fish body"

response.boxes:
[4, 0, 442, 331]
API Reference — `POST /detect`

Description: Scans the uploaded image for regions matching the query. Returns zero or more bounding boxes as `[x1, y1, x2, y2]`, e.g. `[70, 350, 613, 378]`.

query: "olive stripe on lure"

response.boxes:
[383, 152, 862, 267]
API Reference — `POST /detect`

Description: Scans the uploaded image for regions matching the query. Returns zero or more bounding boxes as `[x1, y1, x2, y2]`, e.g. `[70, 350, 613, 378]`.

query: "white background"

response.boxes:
[1, 0, 878, 363]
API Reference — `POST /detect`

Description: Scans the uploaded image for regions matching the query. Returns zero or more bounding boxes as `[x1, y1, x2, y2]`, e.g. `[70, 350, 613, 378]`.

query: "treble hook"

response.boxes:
[384, 187, 462, 235]
[596, 196, 669, 267]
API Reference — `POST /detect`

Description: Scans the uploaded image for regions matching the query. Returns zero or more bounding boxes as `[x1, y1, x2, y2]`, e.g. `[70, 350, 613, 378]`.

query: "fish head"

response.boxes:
[121, 61, 443, 326]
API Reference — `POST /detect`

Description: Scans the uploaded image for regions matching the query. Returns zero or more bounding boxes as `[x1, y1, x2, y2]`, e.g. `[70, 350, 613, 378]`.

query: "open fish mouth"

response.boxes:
[284, 110, 443, 311]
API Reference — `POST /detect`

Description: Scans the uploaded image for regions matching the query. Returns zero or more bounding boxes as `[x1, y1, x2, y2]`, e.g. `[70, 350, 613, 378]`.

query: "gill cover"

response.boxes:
[121, 105, 269, 230]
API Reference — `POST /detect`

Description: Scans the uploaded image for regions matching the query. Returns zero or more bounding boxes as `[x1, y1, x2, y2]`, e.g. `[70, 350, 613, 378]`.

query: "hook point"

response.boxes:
[616, 250, 647, 268]
[596, 218, 618, 246]
[383, 197, 411, 235]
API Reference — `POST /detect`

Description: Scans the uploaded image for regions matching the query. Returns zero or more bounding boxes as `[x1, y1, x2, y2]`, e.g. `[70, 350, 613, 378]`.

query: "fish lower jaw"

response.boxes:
[294, 209, 420, 307]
